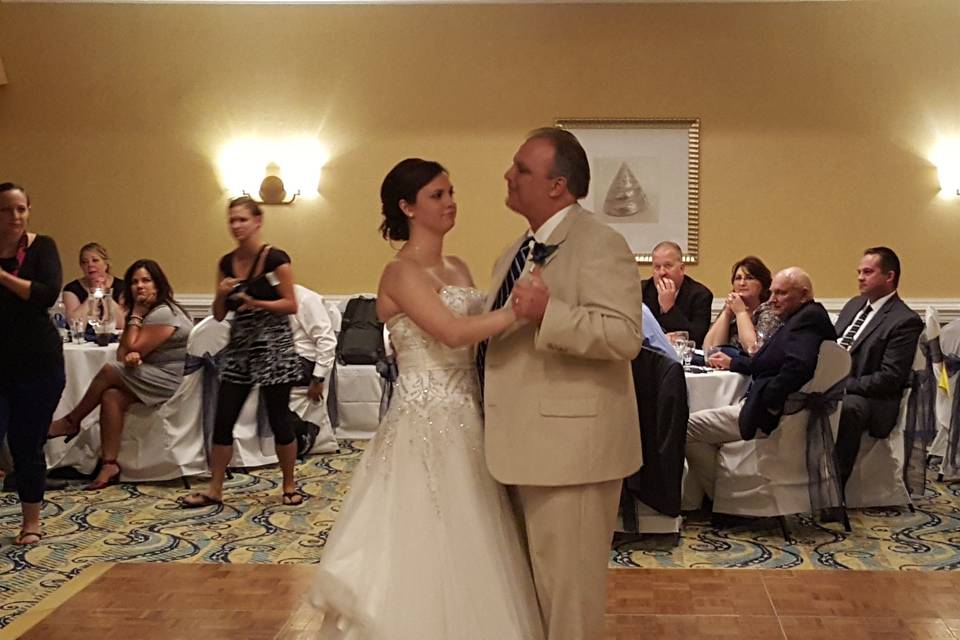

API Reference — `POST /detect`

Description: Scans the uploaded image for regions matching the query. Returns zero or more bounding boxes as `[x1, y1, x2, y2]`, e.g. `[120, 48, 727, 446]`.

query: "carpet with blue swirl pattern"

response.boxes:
[2, 441, 960, 629]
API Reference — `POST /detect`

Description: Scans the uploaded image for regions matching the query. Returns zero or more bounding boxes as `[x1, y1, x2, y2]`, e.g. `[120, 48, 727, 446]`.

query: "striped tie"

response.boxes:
[839, 303, 873, 350]
[476, 237, 532, 392]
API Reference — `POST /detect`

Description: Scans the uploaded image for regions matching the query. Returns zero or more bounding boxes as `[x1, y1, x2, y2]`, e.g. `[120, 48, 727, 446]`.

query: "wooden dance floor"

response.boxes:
[11, 563, 960, 639]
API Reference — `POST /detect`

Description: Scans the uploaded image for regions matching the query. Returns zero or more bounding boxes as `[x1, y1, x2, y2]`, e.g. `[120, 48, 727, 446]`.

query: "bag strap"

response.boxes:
[245, 244, 271, 281]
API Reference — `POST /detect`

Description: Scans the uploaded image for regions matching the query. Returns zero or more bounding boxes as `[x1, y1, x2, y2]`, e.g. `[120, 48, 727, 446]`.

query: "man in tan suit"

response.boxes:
[479, 128, 644, 640]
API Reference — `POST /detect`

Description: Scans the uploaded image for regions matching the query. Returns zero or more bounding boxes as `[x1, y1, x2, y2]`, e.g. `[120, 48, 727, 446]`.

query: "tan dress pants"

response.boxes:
[512, 478, 622, 640]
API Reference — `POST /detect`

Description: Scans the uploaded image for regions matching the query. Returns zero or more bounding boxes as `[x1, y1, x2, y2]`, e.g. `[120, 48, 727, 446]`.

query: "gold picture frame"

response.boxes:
[555, 117, 701, 264]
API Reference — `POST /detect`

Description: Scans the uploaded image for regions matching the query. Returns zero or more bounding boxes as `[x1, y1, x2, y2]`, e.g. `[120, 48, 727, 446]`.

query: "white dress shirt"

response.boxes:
[839, 290, 897, 346]
[290, 285, 337, 381]
[529, 203, 575, 245]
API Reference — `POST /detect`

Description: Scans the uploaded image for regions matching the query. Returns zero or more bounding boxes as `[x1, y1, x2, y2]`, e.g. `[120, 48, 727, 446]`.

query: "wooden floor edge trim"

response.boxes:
[0, 563, 114, 640]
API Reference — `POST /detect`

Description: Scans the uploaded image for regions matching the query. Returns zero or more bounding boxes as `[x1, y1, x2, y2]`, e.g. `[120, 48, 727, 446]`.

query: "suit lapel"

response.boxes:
[536, 205, 581, 283]
[836, 297, 863, 334]
[850, 295, 896, 353]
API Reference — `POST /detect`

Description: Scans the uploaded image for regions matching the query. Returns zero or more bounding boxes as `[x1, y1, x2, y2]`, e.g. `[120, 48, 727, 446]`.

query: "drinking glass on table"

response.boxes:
[70, 318, 86, 344]
[683, 340, 695, 367]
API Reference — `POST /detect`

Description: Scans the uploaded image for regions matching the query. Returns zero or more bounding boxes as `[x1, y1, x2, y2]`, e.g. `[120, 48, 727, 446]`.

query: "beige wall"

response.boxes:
[1, 0, 958, 298]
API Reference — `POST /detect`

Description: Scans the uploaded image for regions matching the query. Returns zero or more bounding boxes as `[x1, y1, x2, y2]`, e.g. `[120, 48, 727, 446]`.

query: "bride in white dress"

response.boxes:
[310, 159, 544, 640]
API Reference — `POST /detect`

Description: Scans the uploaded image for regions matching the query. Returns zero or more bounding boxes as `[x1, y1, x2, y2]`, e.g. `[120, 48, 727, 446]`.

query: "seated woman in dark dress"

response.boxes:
[702, 256, 782, 356]
[62, 242, 126, 329]
[48, 259, 192, 489]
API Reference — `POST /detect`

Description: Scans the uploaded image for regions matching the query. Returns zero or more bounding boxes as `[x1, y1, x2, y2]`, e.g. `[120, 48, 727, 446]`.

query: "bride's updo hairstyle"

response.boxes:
[379, 158, 446, 241]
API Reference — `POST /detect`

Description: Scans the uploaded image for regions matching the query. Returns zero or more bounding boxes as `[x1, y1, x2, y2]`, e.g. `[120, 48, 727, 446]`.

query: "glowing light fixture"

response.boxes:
[217, 136, 328, 205]
[931, 139, 960, 198]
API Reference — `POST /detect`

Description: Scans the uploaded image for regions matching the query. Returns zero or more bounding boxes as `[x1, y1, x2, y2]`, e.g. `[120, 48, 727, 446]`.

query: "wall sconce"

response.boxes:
[242, 164, 299, 205]
[931, 139, 960, 198]
[217, 136, 328, 206]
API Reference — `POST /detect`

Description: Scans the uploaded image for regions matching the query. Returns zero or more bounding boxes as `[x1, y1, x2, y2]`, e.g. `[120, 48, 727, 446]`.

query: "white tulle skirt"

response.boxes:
[310, 368, 543, 640]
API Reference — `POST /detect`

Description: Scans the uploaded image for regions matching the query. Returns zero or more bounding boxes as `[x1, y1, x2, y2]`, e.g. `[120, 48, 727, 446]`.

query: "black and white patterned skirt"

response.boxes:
[219, 309, 302, 386]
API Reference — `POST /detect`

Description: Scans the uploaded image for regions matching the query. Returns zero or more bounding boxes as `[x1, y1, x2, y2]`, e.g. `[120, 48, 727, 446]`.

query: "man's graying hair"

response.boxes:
[527, 127, 590, 199]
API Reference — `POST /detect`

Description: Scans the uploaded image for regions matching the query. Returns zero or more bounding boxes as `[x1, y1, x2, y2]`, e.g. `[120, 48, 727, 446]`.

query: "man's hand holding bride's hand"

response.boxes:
[511, 267, 549, 324]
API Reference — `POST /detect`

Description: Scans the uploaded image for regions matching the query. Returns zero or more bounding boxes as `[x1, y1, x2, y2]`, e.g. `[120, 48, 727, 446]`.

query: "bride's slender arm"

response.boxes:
[380, 261, 514, 349]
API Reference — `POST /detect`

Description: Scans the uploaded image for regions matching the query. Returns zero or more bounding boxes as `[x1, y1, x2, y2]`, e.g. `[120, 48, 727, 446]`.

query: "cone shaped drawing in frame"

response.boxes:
[555, 118, 700, 265]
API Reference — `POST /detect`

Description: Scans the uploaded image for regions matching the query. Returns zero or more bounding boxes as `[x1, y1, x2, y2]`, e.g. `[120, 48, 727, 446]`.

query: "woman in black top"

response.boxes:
[181, 196, 303, 508]
[62, 242, 126, 329]
[0, 183, 66, 545]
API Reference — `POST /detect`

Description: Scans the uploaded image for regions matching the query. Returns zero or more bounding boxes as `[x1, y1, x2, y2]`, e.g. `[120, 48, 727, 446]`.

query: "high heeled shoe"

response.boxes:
[49, 415, 80, 443]
[86, 460, 121, 491]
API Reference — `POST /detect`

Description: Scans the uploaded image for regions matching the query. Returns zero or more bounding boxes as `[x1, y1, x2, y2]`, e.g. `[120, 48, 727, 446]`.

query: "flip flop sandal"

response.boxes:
[179, 493, 223, 509]
[14, 529, 43, 545]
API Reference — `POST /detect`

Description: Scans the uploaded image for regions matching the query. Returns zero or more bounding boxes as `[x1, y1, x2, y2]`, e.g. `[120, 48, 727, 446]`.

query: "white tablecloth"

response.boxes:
[45, 342, 119, 472]
[685, 369, 749, 414]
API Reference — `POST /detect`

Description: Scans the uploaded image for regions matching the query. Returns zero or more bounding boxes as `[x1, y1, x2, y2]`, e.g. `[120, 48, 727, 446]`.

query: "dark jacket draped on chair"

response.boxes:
[624, 347, 689, 518]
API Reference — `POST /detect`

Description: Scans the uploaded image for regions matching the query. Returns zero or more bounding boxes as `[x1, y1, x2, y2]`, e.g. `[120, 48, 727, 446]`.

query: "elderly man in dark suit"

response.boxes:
[685, 267, 837, 501]
[834, 247, 923, 489]
[641, 241, 714, 346]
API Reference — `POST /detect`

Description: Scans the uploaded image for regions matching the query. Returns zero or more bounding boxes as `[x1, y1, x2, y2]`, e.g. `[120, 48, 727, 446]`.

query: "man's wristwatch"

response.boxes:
[311, 376, 325, 385]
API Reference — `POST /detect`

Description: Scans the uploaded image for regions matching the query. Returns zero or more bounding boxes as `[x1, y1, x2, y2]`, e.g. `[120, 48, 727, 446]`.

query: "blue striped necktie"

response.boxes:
[476, 237, 532, 391]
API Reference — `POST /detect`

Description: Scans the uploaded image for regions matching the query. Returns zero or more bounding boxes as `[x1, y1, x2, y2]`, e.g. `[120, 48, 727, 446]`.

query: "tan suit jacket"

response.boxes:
[483, 205, 644, 486]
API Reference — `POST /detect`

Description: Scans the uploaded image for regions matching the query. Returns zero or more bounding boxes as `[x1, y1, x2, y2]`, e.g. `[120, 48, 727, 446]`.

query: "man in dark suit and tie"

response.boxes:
[834, 247, 923, 489]
[641, 241, 714, 346]
[685, 267, 837, 500]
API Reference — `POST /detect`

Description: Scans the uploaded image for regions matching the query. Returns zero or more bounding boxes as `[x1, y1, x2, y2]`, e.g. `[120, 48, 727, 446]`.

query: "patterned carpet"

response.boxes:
[2, 440, 960, 629]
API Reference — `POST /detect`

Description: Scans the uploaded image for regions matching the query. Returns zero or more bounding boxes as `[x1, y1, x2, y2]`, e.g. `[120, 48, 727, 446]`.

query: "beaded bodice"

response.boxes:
[386, 286, 486, 375]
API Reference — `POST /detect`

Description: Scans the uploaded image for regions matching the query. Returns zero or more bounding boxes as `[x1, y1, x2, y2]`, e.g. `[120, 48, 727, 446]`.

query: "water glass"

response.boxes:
[672, 337, 687, 361]
[705, 346, 721, 364]
[70, 318, 86, 344]
[683, 340, 695, 367]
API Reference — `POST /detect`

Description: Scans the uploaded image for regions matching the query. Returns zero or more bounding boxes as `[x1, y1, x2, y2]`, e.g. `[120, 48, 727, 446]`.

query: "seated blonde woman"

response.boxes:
[703, 256, 782, 356]
[48, 259, 192, 489]
[62, 242, 126, 329]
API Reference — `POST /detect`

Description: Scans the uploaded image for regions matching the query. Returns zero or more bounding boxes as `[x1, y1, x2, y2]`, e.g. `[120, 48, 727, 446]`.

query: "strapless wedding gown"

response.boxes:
[311, 286, 544, 640]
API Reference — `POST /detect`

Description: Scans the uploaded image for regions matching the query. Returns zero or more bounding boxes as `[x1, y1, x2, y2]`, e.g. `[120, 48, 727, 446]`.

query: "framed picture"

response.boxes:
[555, 118, 700, 264]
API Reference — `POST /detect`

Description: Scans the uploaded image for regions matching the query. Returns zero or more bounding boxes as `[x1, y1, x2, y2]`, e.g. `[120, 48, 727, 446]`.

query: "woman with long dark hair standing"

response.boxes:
[180, 196, 303, 508]
[0, 183, 65, 545]
[48, 259, 193, 489]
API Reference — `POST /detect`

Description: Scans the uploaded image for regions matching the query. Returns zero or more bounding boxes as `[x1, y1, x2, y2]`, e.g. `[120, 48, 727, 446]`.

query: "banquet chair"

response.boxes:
[114, 320, 211, 483]
[931, 319, 960, 478]
[712, 342, 851, 538]
[619, 347, 687, 537]
[844, 309, 938, 509]
[184, 316, 279, 468]
[329, 295, 387, 440]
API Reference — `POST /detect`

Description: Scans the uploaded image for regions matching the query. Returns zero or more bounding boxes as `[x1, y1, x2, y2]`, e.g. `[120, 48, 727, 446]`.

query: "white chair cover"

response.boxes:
[186, 316, 279, 468]
[116, 319, 211, 482]
[713, 342, 851, 517]
[843, 308, 937, 509]
[328, 295, 386, 440]
[934, 319, 960, 477]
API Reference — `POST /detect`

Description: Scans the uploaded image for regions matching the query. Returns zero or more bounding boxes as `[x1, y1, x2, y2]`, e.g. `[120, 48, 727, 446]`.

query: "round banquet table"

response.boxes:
[684, 369, 749, 414]
[44, 341, 119, 472]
